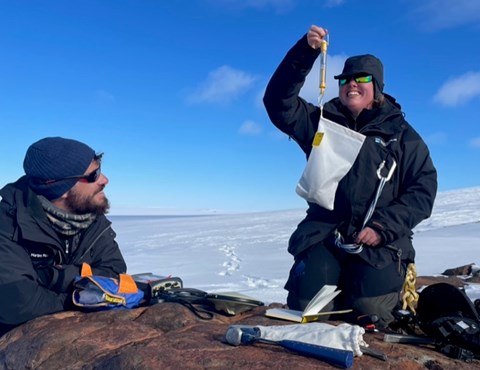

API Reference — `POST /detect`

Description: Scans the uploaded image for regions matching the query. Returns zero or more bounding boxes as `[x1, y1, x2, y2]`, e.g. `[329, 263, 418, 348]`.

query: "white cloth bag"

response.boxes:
[296, 113, 366, 210]
[257, 322, 367, 357]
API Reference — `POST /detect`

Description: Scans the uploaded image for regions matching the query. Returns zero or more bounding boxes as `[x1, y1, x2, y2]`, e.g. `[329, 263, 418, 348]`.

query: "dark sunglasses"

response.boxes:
[44, 166, 101, 185]
[339, 75, 373, 86]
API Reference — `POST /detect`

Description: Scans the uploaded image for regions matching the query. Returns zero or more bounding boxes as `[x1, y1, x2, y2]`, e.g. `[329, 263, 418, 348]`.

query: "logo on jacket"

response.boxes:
[375, 137, 397, 147]
[30, 252, 50, 258]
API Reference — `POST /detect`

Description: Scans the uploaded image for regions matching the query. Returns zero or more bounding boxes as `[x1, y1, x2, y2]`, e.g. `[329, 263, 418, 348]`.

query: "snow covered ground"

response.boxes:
[113, 187, 480, 305]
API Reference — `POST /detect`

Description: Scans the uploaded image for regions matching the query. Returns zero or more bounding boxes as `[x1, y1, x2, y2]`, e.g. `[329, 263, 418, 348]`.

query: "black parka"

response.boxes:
[0, 176, 127, 332]
[263, 35, 437, 266]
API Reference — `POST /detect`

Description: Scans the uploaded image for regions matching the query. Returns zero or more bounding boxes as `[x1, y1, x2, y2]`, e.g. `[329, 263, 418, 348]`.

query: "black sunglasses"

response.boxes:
[44, 166, 101, 185]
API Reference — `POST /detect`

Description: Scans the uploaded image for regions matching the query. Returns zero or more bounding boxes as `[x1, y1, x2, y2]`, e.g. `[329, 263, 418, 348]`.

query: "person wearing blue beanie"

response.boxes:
[24, 137, 97, 201]
[0, 137, 127, 335]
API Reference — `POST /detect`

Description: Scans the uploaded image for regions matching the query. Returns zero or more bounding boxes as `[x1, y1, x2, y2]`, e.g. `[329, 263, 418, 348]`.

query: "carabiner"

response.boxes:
[376, 159, 397, 181]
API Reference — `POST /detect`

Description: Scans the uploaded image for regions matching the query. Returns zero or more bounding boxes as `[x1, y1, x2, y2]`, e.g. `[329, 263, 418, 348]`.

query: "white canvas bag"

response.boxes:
[296, 112, 366, 210]
[257, 322, 367, 357]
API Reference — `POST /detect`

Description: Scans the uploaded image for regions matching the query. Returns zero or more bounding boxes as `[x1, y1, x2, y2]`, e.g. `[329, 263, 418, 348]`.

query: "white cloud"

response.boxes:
[433, 71, 480, 107]
[425, 132, 447, 146]
[212, 0, 296, 14]
[187, 65, 257, 104]
[324, 0, 345, 8]
[95, 89, 115, 102]
[212, 0, 344, 13]
[239, 120, 263, 135]
[469, 137, 480, 149]
[408, 0, 480, 31]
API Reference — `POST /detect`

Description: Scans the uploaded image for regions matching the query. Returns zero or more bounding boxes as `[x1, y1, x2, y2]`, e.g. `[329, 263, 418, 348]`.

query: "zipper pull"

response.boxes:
[65, 239, 70, 255]
[385, 244, 402, 273]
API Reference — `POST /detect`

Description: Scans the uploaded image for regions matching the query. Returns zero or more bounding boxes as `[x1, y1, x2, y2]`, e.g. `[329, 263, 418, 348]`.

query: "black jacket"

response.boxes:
[0, 176, 127, 333]
[263, 35, 437, 265]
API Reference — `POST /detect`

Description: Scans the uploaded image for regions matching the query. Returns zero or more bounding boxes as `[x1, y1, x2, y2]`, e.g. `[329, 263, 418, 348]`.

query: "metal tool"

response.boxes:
[383, 333, 435, 345]
[225, 325, 354, 368]
[360, 345, 388, 361]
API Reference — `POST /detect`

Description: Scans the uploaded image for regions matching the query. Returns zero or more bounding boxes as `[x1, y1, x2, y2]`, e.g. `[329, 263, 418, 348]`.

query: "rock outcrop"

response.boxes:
[0, 273, 478, 370]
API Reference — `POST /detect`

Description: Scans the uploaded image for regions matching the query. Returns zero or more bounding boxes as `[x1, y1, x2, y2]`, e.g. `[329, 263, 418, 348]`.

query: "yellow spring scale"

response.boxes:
[315, 35, 329, 144]
[318, 35, 329, 107]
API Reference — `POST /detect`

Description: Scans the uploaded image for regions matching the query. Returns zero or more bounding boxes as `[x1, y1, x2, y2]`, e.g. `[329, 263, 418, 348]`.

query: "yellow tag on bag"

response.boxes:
[312, 132, 324, 147]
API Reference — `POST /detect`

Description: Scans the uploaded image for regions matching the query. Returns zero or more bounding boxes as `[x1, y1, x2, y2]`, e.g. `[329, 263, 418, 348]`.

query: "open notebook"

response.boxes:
[265, 285, 352, 323]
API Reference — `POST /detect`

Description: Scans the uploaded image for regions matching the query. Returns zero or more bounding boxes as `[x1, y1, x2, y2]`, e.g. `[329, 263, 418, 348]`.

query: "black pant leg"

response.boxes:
[285, 241, 343, 310]
[339, 252, 406, 326]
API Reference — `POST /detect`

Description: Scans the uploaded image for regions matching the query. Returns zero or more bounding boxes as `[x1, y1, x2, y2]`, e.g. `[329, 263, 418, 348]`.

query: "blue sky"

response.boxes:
[0, 0, 479, 213]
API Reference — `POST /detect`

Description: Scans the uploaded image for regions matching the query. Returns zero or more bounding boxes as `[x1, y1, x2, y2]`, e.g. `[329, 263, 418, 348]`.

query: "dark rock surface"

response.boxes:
[0, 273, 479, 369]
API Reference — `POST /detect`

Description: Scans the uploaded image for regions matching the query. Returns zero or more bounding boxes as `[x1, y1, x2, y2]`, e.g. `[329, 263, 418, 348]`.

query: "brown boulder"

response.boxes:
[416, 262, 480, 288]
[1, 289, 479, 370]
[442, 264, 474, 277]
[416, 275, 467, 288]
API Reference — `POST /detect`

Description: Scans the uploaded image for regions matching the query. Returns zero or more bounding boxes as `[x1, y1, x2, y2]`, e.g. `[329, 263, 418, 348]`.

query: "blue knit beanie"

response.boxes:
[23, 137, 96, 200]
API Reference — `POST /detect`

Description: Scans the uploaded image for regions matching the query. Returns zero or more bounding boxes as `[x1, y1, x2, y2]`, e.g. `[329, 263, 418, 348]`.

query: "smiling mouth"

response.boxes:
[347, 91, 361, 97]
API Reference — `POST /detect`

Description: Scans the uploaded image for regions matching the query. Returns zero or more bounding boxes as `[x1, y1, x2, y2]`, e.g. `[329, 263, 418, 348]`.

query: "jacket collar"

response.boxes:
[7, 176, 62, 244]
[324, 94, 405, 135]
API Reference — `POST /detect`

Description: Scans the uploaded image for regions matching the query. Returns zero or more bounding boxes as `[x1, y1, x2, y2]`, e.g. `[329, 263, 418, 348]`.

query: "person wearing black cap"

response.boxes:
[0, 137, 127, 335]
[263, 25, 437, 328]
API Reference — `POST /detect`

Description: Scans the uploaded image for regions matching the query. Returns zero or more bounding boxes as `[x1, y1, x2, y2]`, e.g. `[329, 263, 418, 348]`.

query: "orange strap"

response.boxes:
[80, 262, 93, 277]
[118, 274, 139, 294]
[80, 263, 137, 294]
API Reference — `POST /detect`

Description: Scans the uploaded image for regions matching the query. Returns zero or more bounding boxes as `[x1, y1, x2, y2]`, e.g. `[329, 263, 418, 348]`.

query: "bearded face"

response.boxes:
[64, 185, 110, 215]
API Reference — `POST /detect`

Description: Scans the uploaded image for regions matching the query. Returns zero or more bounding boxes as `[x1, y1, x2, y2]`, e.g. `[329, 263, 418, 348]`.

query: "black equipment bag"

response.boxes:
[416, 283, 480, 360]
